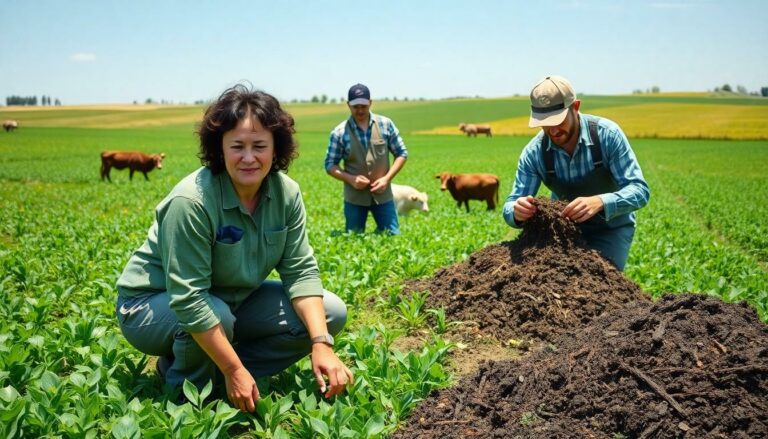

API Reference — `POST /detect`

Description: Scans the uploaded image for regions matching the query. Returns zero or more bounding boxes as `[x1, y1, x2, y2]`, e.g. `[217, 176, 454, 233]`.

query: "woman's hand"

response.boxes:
[224, 365, 260, 413]
[311, 343, 354, 399]
[189, 324, 259, 413]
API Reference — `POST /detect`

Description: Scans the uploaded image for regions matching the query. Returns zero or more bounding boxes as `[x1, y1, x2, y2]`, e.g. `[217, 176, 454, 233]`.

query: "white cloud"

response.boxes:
[70, 53, 97, 62]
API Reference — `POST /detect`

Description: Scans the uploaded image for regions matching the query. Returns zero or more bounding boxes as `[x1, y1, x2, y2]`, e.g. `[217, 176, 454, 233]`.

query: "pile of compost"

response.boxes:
[394, 293, 768, 438]
[404, 198, 648, 343]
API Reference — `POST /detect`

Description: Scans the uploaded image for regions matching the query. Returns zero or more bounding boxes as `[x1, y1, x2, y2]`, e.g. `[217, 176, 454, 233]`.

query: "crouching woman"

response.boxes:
[115, 85, 353, 412]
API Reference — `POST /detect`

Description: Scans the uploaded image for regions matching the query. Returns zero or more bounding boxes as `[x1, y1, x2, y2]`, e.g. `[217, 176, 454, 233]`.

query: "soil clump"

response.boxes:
[395, 198, 767, 437]
[404, 198, 648, 344]
[394, 294, 768, 438]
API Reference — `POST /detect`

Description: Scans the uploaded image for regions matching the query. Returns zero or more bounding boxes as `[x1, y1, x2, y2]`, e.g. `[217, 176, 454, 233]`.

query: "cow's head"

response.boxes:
[154, 153, 166, 170]
[458, 123, 466, 132]
[435, 172, 452, 191]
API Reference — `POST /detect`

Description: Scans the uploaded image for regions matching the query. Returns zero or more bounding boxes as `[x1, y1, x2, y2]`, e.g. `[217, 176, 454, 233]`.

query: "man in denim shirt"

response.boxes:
[503, 76, 650, 270]
[324, 83, 408, 234]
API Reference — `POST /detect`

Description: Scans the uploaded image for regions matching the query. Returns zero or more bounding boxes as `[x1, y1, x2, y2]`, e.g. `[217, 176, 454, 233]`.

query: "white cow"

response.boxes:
[392, 184, 429, 216]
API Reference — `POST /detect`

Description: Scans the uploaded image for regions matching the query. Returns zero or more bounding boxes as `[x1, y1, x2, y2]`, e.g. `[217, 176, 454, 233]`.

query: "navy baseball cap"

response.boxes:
[347, 83, 371, 106]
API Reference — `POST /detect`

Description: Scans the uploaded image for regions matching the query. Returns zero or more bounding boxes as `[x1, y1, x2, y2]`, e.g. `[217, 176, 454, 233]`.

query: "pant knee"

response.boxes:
[323, 290, 347, 335]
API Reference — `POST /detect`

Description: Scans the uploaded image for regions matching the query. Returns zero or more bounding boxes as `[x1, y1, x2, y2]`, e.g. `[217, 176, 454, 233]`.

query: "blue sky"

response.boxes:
[1, 0, 766, 105]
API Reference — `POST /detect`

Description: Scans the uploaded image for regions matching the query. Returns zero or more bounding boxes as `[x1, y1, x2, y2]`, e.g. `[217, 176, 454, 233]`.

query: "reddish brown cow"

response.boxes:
[458, 123, 492, 137]
[101, 151, 165, 182]
[435, 172, 499, 212]
[474, 125, 492, 137]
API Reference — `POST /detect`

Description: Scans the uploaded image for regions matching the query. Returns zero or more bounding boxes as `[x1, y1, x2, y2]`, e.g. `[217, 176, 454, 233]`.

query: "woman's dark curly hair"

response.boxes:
[197, 84, 297, 174]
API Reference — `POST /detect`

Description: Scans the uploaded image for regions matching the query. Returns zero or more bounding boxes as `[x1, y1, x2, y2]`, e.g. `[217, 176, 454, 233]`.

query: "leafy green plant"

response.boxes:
[520, 411, 538, 426]
[2, 106, 767, 437]
[396, 291, 429, 330]
[426, 307, 461, 335]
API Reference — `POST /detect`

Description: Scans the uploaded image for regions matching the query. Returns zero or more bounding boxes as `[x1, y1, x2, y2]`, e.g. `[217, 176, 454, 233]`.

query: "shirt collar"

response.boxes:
[220, 172, 240, 210]
[219, 172, 275, 210]
[262, 173, 276, 202]
[577, 113, 593, 147]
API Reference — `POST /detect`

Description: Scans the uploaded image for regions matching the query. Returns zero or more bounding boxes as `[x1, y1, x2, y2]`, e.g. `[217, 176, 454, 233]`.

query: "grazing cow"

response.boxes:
[474, 125, 492, 137]
[461, 124, 478, 137]
[100, 151, 165, 182]
[3, 120, 18, 132]
[435, 172, 499, 212]
[392, 184, 429, 216]
[458, 122, 491, 137]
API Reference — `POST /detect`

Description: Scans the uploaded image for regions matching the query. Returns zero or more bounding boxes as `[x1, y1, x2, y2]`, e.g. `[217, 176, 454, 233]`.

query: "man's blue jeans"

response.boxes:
[582, 224, 636, 271]
[344, 201, 400, 235]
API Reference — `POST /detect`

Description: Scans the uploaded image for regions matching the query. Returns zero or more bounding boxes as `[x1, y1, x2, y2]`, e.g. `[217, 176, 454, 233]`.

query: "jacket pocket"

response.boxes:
[264, 228, 287, 269]
[371, 139, 387, 157]
[212, 240, 245, 285]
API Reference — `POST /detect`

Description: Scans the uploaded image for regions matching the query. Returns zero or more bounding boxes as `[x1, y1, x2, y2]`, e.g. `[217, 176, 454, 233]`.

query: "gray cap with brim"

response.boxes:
[528, 75, 576, 128]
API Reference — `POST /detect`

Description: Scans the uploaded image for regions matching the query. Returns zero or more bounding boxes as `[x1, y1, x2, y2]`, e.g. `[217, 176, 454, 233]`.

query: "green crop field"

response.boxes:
[1, 95, 766, 437]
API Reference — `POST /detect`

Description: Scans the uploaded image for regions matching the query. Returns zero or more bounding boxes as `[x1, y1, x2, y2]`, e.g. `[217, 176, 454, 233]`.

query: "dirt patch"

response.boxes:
[393, 293, 768, 438]
[447, 341, 518, 379]
[394, 198, 767, 437]
[404, 198, 648, 344]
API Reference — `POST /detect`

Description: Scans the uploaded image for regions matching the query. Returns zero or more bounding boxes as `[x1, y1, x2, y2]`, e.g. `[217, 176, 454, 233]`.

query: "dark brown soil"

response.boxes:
[393, 294, 768, 438]
[393, 198, 768, 438]
[404, 198, 649, 344]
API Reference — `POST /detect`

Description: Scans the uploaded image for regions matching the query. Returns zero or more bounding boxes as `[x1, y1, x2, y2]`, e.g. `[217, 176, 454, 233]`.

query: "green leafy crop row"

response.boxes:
[1, 125, 766, 437]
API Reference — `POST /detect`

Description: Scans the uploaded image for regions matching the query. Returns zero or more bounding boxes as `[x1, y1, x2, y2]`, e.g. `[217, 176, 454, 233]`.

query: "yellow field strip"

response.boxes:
[418, 103, 768, 140]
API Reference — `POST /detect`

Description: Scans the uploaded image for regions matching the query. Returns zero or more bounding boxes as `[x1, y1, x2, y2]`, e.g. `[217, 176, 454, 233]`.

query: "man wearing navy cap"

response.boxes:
[502, 75, 650, 270]
[324, 83, 408, 234]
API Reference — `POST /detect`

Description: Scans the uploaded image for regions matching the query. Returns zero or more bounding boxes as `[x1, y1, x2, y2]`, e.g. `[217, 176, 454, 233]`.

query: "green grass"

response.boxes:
[627, 138, 768, 317]
[1, 100, 767, 437]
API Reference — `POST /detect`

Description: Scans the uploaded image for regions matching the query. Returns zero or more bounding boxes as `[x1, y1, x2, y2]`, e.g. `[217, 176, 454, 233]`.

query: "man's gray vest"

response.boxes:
[343, 116, 394, 206]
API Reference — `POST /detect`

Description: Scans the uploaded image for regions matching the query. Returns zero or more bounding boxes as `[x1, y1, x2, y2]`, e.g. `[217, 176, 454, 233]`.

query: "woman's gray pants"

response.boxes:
[116, 280, 347, 389]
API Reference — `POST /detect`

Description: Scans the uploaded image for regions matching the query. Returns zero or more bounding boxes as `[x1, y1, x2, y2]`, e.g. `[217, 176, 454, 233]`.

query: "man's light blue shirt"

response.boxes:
[502, 114, 650, 227]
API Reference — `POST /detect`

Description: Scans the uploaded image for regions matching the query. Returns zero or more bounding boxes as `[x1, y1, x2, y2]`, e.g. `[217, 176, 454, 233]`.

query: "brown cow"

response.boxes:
[3, 120, 18, 132]
[435, 172, 499, 212]
[101, 151, 165, 182]
[458, 122, 492, 137]
[475, 125, 492, 137]
[459, 123, 477, 137]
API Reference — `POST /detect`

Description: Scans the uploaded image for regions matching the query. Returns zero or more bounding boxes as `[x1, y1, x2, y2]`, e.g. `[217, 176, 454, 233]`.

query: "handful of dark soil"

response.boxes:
[403, 197, 647, 343]
[516, 198, 585, 250]
[394, 294, 768, 438]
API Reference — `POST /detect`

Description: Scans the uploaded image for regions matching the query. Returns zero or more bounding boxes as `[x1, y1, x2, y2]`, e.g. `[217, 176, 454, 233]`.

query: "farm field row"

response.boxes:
[1, 119, 766, 436]
[3, 92, 767, 137]
[422, 103, 768, 140]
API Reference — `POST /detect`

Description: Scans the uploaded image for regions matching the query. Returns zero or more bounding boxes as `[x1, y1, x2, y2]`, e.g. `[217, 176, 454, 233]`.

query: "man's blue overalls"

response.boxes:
[541, 119, 635, 271]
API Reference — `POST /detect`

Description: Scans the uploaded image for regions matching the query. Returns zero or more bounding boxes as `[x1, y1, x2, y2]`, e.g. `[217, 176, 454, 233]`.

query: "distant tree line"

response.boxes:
[631, 84, 767, 97]
[6, 95, 62, 106]
[713, 84, 768, 97]
[632, 86, 661, 94]
[287, 94, 429, 104]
